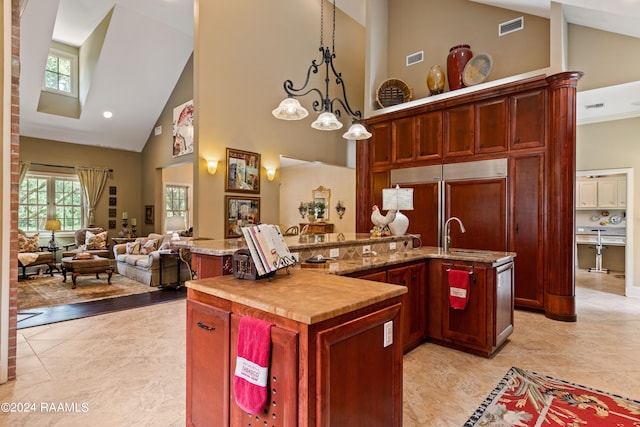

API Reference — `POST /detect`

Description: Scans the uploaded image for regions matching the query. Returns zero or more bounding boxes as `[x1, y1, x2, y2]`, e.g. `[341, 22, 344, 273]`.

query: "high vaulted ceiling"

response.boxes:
[19, 1, 640, 153]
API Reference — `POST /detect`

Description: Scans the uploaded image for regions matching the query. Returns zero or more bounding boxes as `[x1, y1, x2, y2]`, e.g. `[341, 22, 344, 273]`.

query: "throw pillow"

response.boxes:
[18, 233, 39, 253]
[125, 241, 140, 254]
[140, 239, 157, 255]
[85, 230, 108, 250]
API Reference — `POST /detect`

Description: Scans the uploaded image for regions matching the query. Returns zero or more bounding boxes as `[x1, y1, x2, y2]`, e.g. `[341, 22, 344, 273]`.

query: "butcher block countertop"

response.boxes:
[186, 269, 407, 325]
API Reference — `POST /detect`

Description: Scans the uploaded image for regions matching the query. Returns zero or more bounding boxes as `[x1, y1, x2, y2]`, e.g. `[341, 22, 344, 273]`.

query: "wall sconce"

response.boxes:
[298, 202, 307, 218]
[266, 167, 276, 181]
[335, 200, 346, 219]
[207, 160, 218, 175]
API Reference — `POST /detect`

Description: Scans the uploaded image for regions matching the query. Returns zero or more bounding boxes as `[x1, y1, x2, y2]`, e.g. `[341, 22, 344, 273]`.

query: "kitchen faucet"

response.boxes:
[443, 217, 466, 253]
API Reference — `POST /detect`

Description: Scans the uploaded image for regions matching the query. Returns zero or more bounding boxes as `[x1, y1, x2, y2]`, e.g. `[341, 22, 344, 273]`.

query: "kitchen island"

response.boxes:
[186, 270, 406, 427]
[183, 233, 515, 426]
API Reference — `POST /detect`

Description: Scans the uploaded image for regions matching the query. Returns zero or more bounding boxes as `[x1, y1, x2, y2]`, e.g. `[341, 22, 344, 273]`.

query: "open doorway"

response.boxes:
[576, 168, 634, 297]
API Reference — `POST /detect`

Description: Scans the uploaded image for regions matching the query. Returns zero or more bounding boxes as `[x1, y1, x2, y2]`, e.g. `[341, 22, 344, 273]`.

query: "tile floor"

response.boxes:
[1, 269, 639, 426]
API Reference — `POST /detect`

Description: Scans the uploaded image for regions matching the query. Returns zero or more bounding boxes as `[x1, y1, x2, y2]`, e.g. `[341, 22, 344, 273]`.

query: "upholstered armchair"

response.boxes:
[17, 229, 54, 279]
[62, 227, 111, 258]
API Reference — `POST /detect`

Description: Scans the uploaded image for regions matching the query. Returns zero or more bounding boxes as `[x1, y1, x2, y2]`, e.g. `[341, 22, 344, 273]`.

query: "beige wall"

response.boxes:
[141, 54, 194, 236]
[19, 137, 141, 243]
[385, 0, 550, 100]
[279, 163, 356, 234]
[194, 0, 365, 239]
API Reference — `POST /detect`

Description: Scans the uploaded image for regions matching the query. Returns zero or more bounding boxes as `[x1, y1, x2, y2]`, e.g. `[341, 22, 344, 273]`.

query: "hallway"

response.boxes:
[1, 270, 638, 426]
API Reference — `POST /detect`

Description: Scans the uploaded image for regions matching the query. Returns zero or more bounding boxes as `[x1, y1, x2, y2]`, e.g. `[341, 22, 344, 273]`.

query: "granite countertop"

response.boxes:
[307, 246, 516, 276]
[186, 269, 407, 325]
[174, 232, 414, 256]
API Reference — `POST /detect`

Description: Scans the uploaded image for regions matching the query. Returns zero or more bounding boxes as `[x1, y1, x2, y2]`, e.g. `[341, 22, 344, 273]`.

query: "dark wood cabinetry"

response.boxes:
[350, 261, 427, 353]
[429, 260, 513, 357]
[392, 116, 415, 163]
[475, 97, 508, 154]
[371, 121, 392, 166]
[444, 104, 474, 157]
[360, 72, 582, 321]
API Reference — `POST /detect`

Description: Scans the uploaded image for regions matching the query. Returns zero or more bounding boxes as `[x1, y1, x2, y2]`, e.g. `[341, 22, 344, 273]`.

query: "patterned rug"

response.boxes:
[465, 366, 640, 426]
[18, 272, 158, 311]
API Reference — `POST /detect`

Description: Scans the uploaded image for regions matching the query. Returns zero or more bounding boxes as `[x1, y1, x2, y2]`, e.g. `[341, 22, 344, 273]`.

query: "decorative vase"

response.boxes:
[426, 65, 445, 95]
[446, 44, 473, 91]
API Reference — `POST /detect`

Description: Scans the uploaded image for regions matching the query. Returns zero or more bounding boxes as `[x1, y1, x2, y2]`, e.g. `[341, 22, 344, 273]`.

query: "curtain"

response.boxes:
[19, 161, 30, 185]
[75, 166, 110, 227]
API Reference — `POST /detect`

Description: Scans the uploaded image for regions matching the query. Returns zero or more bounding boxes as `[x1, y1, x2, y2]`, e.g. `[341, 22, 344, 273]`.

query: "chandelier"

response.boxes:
[272, 0, 372, 141]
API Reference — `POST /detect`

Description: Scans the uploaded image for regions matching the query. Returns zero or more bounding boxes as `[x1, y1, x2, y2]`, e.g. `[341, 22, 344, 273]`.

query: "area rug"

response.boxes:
[18, 273, 159, 311]
[464, 366, 640, 426]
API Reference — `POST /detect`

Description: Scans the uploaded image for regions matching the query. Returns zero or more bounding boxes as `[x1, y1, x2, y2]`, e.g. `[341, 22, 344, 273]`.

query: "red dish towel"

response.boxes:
[449, 269, 471, 310]
[234, 316, 274, 414]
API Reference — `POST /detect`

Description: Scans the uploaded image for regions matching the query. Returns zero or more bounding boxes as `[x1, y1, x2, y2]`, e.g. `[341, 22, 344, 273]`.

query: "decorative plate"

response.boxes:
[610, 215, 622, 224]
[462, 53, 493, 86]
[590, 215, 600, 221]
[376, 79, 412, 108]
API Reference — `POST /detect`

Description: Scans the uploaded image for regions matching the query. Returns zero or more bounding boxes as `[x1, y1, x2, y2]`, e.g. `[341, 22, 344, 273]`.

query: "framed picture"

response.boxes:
[108, 208, 117, 218]
[225, 147, 260, 193]
[145, 205, 154, 225]
[225, 196, 260, 239]
[109, 186, 117, 195]
[108, 220, 116, 229]
[109, 197, 117, 206]
[173, 99, 194, 157]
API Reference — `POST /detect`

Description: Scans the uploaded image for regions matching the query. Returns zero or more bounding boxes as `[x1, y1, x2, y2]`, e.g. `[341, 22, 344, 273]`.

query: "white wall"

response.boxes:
[279, 162, 356, 234]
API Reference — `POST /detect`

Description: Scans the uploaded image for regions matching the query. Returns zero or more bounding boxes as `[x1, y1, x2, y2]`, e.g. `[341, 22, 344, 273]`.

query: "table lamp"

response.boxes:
[382, 185, 414, 236]
[165, 216, 186, 241]
[45, 219, 61, 249]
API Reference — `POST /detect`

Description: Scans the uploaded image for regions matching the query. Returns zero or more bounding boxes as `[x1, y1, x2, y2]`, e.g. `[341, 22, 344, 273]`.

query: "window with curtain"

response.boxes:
[165, 185, 189, 225]
[19, 173, 83, 232]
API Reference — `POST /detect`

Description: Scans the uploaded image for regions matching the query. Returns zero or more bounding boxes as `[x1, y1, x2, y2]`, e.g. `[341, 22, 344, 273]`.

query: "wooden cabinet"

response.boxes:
[444, 104, 474, 157]
[191, 253, 232, 279]
[186, 300, 231, 427]
[350, 261, 427, 353]
[475, 97, 508, 154]
[187, 274, 405, 427]
[387, 262, 426, 352]
[415, 111, 443, 160]
[510, 153, 545, 309]
[577, 180, 598, 209]
[510, 89, 546, 150]
[576, 177, 627, 209]
[391, 116, 415, 163]
[435, 260, 514, 357]
[371, 121, 392, 166]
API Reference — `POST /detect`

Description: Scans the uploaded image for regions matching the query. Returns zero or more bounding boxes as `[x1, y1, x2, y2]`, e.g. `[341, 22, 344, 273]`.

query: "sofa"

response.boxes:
[113, 233, 191, 286]
[17, 229, 54, 279]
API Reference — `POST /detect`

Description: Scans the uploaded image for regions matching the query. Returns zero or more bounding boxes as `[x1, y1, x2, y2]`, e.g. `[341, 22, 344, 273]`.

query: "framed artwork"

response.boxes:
[225, 147, 260, 193]
[109, 186, 117, 195]
[109, 197, 117, 206]
[225, 196, 260, 239]
[108, 220, 116, 229]
[108, 208, 117, 218]
[145, 205, 154, 225]
[173, 99, 194, 157]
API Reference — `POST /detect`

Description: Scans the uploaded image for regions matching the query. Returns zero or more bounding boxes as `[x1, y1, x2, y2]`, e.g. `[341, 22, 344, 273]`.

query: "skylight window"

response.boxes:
[43, 48, 78, 97]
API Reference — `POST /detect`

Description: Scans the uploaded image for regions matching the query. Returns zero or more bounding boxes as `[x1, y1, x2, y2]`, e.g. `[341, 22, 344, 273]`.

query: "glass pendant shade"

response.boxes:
[272, 98, 309, 120]
[343, 123, 372, 140]
[311, 111, 343, 130]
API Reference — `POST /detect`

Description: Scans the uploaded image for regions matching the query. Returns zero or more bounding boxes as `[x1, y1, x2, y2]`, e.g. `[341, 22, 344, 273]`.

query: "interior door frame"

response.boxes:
[576, 167, 635, 297]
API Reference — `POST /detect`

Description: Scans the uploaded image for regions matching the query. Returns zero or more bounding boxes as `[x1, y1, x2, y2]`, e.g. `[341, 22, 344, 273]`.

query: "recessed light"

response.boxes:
[103, 111, 113, 118]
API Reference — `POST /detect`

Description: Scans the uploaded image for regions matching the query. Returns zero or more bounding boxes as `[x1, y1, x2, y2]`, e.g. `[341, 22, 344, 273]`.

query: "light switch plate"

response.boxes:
[362, 245, 371, 255]
[329, 248, 339, 258]
[384, 321, 393, 347]
[389, 242, 397, 250]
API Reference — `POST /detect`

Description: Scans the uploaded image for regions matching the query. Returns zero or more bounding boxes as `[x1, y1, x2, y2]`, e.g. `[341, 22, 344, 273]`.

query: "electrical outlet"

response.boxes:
[362, 245, 371, 255]
[329, 248, 339, 258]
[384, 321, 393, 347]
[389, 242, 397, 251]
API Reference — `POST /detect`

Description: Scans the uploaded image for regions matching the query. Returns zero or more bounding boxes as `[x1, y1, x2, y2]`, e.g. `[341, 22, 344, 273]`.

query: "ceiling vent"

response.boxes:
[499, 17, 524, 36]
[406, 51, 424, 67]
[585, 102, 605, 110]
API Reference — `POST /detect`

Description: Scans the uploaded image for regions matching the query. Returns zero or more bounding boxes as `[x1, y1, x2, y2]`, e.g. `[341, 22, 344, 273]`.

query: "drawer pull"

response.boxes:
[197, 321, 216, 331]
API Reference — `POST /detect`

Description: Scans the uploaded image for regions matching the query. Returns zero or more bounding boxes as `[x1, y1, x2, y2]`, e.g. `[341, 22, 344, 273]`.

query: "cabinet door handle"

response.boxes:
[197, 321, 216, 331]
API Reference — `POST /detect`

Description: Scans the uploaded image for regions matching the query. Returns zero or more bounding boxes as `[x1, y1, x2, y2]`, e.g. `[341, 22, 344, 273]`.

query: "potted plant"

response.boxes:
[315, 201, 326, 221]
[307, 201, 316, 223]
